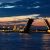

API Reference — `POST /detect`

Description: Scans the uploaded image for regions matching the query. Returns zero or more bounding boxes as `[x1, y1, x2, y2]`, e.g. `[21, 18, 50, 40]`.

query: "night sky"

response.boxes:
[0, 0, 50, 17]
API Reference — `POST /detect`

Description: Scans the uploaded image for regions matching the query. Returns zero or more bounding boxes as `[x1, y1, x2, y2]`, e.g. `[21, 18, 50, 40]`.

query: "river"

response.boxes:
[0, 32, 49, 50]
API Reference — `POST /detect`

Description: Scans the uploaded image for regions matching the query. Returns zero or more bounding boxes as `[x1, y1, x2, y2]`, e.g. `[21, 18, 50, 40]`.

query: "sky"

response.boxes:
[0, 0, 22, 3]
[0, 0, 50, 17]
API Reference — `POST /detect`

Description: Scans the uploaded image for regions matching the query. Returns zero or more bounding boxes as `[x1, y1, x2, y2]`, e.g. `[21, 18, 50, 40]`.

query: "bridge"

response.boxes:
[0, 17, 50, 33]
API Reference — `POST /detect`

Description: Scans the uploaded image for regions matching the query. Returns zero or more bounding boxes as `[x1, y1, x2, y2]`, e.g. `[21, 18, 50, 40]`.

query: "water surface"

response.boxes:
[0, 32, 49, 50]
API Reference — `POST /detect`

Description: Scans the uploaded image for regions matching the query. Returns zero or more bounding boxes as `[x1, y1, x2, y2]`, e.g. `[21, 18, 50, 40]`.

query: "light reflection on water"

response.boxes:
[0, 32, 49, 50]
[42, 34, 50, 50]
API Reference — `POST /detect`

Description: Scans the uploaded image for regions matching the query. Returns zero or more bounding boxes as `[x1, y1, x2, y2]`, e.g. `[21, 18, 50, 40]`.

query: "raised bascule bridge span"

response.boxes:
[0, 16, 50, 33]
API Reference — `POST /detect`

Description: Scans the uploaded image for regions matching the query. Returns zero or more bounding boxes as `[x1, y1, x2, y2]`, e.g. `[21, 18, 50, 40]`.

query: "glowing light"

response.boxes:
[47, 30, 50, 33]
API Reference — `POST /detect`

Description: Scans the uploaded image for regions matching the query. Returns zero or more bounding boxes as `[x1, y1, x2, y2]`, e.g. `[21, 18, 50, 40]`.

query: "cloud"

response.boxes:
[0, 5, 15, 8]
[34, 6, 40, 8]
[4, 5, 15, 8]
[26, 6, 40, 9]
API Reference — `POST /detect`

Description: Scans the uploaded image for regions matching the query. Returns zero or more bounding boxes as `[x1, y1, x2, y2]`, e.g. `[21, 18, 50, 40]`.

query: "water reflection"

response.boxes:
[0, 32, 49, 50]
[42, 33, 50, 50]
